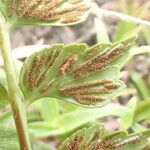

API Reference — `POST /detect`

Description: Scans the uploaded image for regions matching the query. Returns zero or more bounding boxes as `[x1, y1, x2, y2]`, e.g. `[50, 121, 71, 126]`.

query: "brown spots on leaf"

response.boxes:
[107, 134, 143, 149]
[41, 79, 55, 93]
[74, 94, 105, 105]
[22, 41, 133, 106]
[104, 84, 119, 90]
[84, 44, 104, 60]
[9, 0, 16, 17]
[24, 47, 62, 90]
[92, 132, 143, 150]
[66, 133, 84, 150]
[60, 55, 78, 75]
[60, 80, 120, 105]
[8, 0, 90, 24]
[62, 88, 109, 95]
[72, 44, 128, 78]
[61, 80, 113, 91]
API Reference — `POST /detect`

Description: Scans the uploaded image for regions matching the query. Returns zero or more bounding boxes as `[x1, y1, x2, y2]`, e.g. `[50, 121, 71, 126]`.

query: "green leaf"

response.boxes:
[143, 27, 150, 45]
[59, 123, 150, 150]
[114, 0, 149, 42]
[0, 124, 19, 150]
[116, 131, 150, 150]
[0, 111, 12, 123]
[40, 98, 59, 121]
[0, 60, 22, 103]
[0, 0, 91, 29]
[131, 71, 150, 100]
[29, 99, 135, 137]
[120, 97, 137, 129]
[94, 18, 110, 43]
[129, 46, 150, 57]
[32, 141, 54, 150]
[113, 21, 137, 42]
[131, 123, 146, 133]
[0, 82, 8, 101]
[58, 123, 104, 150]
[134, 100, 150, 122]
[20, 38, 135, 107]
[0, 69, 8, 101]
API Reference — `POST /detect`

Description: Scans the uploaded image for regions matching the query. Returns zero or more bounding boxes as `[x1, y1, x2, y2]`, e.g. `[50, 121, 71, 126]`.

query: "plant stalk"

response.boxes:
[0, 15, 31, 150]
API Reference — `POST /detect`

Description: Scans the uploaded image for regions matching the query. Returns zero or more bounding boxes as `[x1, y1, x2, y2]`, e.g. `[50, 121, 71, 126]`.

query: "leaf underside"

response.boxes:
[20, 37, 136, 107]
[0, 0, 91, 27]
[58, 124, 150, 150]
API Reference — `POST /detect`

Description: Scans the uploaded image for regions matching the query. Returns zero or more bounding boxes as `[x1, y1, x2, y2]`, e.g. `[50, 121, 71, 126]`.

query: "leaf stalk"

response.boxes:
[0, 13, 31, 150]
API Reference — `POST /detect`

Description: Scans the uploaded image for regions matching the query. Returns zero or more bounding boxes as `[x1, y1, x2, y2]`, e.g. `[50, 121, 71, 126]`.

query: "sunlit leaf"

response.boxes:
[129, 46, 150, 57]
[20, 37, 136, 107]
[94, 18, 110, 43]
[0, 0, 91, 28]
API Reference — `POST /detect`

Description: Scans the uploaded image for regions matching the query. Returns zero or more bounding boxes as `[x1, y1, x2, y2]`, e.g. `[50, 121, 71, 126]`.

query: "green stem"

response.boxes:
[0, 15, 31, 150]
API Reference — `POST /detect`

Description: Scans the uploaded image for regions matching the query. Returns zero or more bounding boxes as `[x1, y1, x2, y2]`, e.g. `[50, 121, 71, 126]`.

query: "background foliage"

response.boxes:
[0, 0, 150, 149]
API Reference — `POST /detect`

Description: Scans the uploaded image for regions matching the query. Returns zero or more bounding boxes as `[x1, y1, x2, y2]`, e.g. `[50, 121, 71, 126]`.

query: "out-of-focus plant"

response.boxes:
[0, 1, 150, 150]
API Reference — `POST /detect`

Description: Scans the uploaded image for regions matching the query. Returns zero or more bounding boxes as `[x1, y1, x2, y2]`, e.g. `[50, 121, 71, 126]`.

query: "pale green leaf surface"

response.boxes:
[20, 38, 135, 107]
[32, 141, 54, 150]
[131, 71, 150, 100]
[129, 46, 150, 57]
[40, 98, 59, 121]
[114, 22, 137, 42]
[94, 18, 110, 43]
[120, 97, 137, 129]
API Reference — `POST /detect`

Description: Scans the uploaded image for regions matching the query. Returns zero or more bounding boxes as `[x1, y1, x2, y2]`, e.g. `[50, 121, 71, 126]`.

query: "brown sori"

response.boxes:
[60, 55, 78, 75]
[61, 80, 113, 91]
[9, 0, 90, 24]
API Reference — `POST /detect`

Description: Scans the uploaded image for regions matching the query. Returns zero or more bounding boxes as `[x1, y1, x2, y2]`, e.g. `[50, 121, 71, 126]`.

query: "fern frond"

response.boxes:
[0, 0, 91, 28]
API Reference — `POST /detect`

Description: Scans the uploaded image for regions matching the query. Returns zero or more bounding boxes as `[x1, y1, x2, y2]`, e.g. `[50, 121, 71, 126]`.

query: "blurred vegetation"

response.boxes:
[0, 0, 150, 149]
